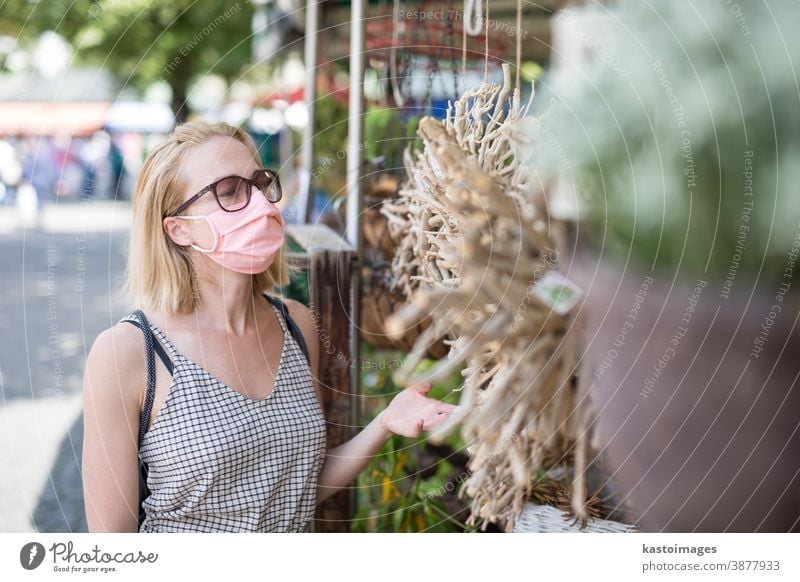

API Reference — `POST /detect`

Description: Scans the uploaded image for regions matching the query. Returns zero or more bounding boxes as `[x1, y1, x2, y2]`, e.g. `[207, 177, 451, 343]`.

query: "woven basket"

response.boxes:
[512, 502, 637, 533]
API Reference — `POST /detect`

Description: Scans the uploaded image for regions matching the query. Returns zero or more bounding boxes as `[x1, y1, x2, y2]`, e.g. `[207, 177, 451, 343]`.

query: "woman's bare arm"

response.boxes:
[288, 300, 454, 504]
[287, 300, 401, 505]
[82, 324, 144, 532]
[314, 416, 392, 504]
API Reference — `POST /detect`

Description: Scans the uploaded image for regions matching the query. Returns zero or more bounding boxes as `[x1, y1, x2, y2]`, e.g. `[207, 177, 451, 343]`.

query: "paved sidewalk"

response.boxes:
[0, 200, 132, 234]
[0, 200, 131, 532]
[0, 392, 85, 532]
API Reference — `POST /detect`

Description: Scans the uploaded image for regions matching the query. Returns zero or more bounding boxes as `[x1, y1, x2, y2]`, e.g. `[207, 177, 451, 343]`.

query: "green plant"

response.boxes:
[3, 1, 256, 121]
[310, 93, 350, 196]
[274, 234, 309, 305]
[535, 1, 800, 283]
[364, 107, 422, 169]
[353, 342, 477, 532]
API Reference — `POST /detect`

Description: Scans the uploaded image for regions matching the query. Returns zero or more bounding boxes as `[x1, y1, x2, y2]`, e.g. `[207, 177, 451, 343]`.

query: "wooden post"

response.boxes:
[287, 224, 357, 532]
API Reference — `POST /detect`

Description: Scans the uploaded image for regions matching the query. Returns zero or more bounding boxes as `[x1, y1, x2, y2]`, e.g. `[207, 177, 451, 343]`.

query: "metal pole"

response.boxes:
[346, 0, 366, 512]
[346, 0, 365, 251]
[300, 0, 320, 224]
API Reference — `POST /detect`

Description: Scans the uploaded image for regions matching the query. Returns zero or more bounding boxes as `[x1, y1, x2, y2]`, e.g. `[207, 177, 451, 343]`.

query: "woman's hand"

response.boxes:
[378, 382, 458, 438]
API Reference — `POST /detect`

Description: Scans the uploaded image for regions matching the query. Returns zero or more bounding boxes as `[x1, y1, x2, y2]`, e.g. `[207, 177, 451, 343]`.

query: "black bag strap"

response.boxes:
[122, 318, 174, 377]
[122, 312, 173, 452]
[136, 458, 149, 529]
[264, 293, 310, 365]
[121, 309, 167, 529]
[122, 310, 165, 450]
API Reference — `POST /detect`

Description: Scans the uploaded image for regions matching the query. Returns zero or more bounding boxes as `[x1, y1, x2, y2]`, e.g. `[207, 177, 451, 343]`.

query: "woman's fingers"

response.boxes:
[422, 411, 450, 429]
[414, 382, 432, 395]
[420, 399, 456, 415]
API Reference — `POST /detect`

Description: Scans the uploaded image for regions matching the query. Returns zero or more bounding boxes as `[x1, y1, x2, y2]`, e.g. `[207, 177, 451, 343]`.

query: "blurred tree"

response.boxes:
[0, 0, 256, 121]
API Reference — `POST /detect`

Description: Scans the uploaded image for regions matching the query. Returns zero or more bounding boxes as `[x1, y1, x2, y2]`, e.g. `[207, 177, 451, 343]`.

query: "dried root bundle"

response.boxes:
[382, 104, 592, 530]
[381, 63, 534, 300]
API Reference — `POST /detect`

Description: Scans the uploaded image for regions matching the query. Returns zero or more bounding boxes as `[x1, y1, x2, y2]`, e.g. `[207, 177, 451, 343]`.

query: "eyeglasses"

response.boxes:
[167, 168, 282, 216]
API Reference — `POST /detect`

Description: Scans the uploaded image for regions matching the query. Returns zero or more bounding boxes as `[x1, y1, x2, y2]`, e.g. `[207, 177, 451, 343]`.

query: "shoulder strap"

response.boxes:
[121, 310, 171, 450]
[122, 318, 174, 376]
[122, 311, 176, 529]
[265, 294, 310, 364]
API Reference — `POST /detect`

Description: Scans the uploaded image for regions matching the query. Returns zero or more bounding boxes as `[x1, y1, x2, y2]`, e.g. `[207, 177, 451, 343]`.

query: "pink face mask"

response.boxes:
[175, 192, 285, 274]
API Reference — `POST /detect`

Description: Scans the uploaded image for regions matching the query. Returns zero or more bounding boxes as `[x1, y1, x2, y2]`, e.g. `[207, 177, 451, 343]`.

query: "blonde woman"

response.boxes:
[81, 120, 456, 533]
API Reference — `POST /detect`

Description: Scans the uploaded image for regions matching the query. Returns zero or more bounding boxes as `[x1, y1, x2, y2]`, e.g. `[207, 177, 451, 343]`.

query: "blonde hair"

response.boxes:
[126, 120, 298, 315]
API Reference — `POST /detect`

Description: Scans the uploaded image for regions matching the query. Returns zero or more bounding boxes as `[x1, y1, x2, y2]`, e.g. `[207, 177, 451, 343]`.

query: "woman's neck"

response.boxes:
[188, 268, 259, 336]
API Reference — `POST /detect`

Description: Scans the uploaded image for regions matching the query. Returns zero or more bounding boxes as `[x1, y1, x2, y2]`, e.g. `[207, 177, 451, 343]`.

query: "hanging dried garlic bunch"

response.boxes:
[381, 67, 592, 532]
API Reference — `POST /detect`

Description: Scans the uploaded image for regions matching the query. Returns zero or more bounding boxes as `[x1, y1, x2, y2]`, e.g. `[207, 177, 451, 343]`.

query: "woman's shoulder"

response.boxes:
[281, 298, 316, 336]
[264, 293, 312, 328]
[84, 320, 147, 403]
[277, 296, 312, 321]
[279, 297, 318, 356]
[91, 319, 147, 360]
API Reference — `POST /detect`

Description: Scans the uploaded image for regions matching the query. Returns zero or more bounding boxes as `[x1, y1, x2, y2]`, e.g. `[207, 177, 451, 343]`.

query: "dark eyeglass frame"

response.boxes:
[167, 168, 282, 217]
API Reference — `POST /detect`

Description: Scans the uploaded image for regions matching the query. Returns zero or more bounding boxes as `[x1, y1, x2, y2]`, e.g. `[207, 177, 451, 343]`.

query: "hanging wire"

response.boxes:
[516, 0, 522, 90]
[447, 0, 460, 99]
[461, 1, 467, 76]
[483, 0, 489, 81]
[390, 0, 405, 106]
[418, 0, 449, 116]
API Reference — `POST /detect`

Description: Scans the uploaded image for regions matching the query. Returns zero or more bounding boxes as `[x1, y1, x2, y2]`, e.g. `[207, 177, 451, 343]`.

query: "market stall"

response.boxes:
[296, 0, 635, 533]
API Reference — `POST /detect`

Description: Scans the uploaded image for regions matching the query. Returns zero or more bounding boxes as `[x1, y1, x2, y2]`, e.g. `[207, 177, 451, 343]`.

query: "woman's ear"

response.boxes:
[162, 216, 195, 247]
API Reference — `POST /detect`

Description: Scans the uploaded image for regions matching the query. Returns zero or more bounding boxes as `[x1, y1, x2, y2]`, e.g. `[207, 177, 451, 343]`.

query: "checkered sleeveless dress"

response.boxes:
[119, 298, 326, 532]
